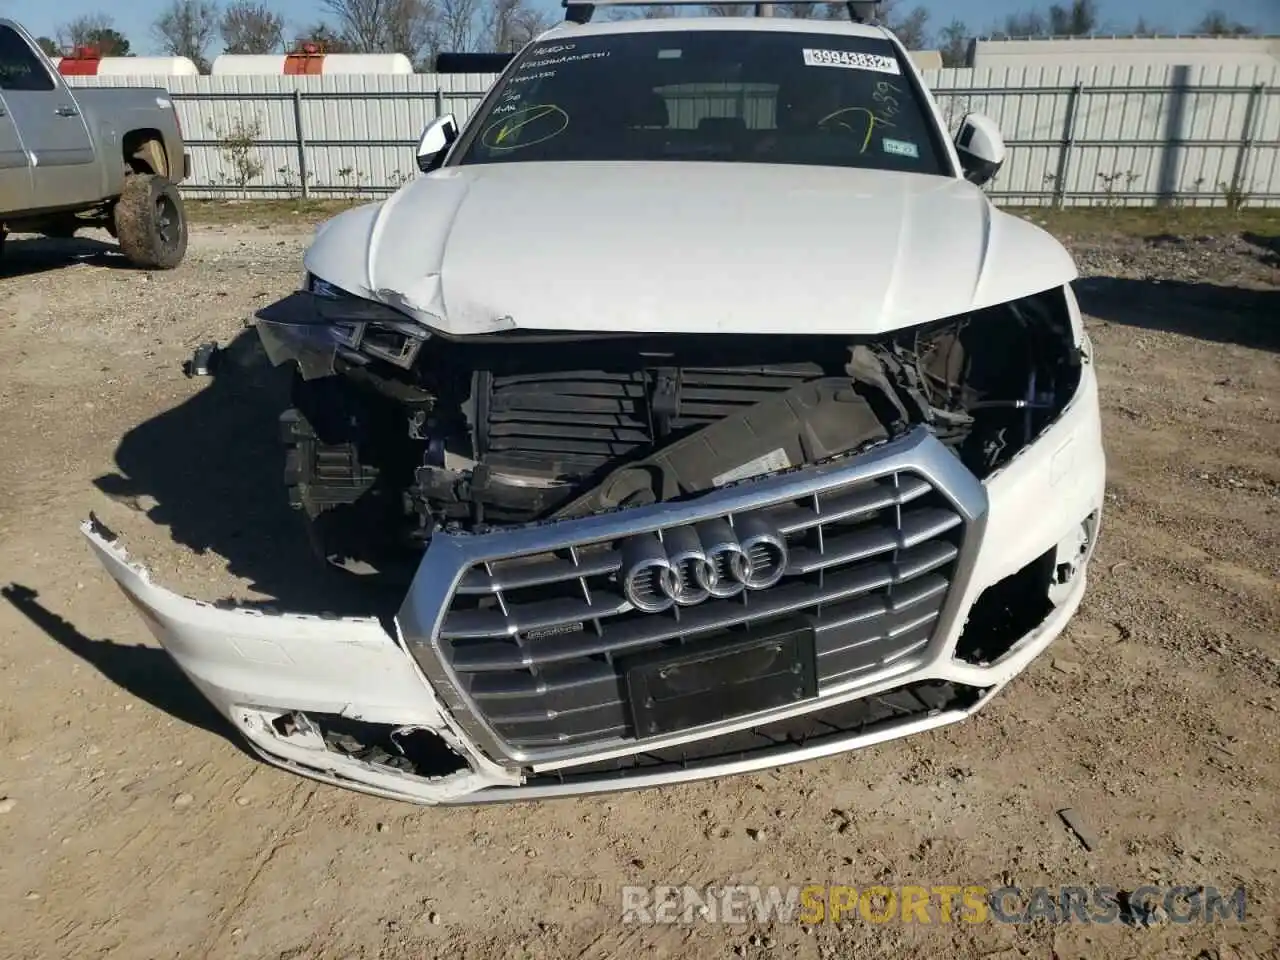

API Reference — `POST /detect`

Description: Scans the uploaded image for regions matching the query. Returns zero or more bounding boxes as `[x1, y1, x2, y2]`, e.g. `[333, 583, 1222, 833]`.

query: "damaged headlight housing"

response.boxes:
[256, 276, 431, 380]
[307, 275, 430, 370]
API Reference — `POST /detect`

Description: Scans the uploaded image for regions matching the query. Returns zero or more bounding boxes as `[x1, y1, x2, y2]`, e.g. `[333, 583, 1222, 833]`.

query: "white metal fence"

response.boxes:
[69, 61, 1280, 207]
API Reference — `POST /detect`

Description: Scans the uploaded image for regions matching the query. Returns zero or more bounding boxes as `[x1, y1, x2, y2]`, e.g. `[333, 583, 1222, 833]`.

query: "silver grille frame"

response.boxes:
[397, 427, 989, 767]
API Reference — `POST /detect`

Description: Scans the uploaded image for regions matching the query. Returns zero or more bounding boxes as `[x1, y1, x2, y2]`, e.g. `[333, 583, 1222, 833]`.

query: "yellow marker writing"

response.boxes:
[817, 106, 894, 154]
[486, 105, 568, 149]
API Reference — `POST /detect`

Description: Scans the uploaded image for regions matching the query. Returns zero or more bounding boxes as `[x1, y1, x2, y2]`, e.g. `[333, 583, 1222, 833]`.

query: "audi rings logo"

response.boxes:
[619, 516, 789, 613]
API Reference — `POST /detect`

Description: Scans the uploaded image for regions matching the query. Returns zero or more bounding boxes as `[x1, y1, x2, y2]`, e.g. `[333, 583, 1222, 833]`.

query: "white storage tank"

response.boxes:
[54, 50, 201, 76]
[211, 48, 416, 76]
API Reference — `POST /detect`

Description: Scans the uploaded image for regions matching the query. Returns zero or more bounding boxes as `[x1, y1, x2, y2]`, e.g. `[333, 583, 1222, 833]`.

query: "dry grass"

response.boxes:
[1007, 205, 1280, 239]
[184, 196, 1280, 239]
[184, 198, 364, 228]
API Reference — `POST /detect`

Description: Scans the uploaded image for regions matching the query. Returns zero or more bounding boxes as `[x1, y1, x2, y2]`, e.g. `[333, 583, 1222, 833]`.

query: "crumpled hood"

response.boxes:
[303, 161, 1078, 337]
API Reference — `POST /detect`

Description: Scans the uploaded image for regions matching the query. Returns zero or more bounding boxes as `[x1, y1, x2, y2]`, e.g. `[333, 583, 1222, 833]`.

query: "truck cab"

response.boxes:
[0, 17, 190, 269]
[0, 22, 101, 211]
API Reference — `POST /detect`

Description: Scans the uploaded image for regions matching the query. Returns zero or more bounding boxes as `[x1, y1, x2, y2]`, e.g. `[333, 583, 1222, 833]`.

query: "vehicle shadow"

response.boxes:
[1242, 231, 1280, 269]
[0, 235, 135, 278]
[1073, 275, 1279, 353]
[92, 328, 403, 617]
[1, 583, 246, 750]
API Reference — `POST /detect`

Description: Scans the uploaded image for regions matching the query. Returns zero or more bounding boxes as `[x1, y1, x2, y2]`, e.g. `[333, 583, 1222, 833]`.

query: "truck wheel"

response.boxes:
[114, 173, 188, 269]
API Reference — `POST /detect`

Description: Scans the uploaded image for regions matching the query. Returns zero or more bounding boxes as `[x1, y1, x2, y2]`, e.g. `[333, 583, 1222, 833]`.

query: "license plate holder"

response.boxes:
[622, 622, 817, 739]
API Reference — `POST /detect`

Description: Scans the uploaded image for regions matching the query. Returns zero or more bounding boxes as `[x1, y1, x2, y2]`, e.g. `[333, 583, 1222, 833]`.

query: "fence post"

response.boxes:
[293, 89, 310, 200]
[1053, 82, 1083, 208]
[434, 85, 445, 120]
[1228, 83, 1266, 209]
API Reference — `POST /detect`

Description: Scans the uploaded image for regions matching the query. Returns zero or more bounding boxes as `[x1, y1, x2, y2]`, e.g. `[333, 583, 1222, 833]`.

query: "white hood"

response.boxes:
[303, 161, 1078, 338]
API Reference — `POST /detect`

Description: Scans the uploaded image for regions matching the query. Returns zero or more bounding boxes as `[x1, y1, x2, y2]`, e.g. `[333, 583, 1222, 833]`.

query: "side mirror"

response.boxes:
[416, 114, 459, 174]
[954, 113, 1006, 187]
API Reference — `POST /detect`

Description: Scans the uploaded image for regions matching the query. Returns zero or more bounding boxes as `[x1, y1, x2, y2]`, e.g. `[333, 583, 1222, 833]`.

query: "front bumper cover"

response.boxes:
[82, 363, 1106, 805]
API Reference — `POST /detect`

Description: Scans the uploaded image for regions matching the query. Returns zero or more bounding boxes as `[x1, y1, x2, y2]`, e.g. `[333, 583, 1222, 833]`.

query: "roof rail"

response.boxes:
[561, 0, 882, 25]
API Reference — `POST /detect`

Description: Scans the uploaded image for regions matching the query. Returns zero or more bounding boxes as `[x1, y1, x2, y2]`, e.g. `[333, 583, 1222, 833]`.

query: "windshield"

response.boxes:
[455, 29, 949, 175]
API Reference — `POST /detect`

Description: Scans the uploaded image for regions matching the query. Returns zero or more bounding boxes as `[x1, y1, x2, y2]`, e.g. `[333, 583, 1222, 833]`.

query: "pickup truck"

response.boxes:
[0, 18, 190, 268]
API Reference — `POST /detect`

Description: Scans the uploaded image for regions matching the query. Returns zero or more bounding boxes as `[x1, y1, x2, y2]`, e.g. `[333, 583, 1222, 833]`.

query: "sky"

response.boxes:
[2, 0, 1277, 56]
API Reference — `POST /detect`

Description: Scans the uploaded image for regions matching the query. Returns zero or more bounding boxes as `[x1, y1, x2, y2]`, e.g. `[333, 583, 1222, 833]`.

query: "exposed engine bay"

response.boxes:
[263, 285, 1082, 577]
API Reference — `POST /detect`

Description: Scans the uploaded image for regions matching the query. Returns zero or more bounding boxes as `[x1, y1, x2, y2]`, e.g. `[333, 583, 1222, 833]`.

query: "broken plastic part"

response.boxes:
[182, 342, 220, 378]
[76, 517, 547, 802]
[270, 711, 470, 778]
[78, 517, 452, 730]
[255, 318, 339, 381]
[1048, 513, 1096, 606]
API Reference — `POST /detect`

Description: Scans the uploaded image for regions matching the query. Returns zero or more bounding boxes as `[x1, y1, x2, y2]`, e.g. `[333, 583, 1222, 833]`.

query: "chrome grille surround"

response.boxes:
[397, 427, 989, 767]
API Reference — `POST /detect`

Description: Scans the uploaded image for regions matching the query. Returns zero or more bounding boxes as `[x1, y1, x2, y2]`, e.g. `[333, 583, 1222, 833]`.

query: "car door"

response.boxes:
[0, 23, 97, 210]
[0, 89, 32, 211]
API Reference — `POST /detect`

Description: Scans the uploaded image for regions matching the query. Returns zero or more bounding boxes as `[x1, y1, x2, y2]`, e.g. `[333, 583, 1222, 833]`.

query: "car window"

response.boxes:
[455, 30, 948, 176]
[0, 26, 55, 92]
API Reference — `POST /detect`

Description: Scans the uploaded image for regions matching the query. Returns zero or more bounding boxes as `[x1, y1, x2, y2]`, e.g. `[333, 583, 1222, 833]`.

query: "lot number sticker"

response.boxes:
[802, 48, 901, 75]
[882, 137, 919, 158]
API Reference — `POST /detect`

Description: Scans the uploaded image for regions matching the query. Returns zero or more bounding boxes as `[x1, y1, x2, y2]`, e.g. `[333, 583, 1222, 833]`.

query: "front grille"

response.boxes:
[429, 446, 972, 758]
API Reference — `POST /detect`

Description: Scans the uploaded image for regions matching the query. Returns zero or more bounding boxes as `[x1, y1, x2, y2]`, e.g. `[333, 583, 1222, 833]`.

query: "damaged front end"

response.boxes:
[257, 276, 1086, 579]
[82, 276, 1105, 804]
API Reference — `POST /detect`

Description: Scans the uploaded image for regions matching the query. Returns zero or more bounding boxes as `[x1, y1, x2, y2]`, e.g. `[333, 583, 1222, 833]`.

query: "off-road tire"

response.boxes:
[113, 173, 188, 269]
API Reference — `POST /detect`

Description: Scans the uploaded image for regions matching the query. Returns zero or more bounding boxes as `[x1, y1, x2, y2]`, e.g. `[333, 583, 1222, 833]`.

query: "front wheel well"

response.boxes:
[122, 129, 169, 178]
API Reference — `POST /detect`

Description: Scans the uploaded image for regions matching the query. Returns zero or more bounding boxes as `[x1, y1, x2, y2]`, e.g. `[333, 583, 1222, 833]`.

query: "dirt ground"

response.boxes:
[0, 211, 1277, 960]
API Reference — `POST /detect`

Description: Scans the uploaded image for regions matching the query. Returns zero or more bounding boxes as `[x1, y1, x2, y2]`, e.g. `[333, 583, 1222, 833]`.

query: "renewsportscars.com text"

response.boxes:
[620, 884, 1248, 926]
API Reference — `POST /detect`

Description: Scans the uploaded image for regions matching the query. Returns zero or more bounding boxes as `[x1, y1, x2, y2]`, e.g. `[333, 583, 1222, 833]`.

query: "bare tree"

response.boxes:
[1193, 9, 1257, 36]
[483, 0, 551, 52]
[59, 14, 133, 55]
[703, 3, 750, 14]
[295, 22, 357, 52]
[220, 0, 285, 53]
[989, 2, 1096, 39]
[153, 0, 220, 70]
[937, 19, 970, 66]
[321, 0, 440, 58]
[994, 10, 1049, 38]
[321, 0, 384, 50]
[881, 0, 928, 48]
[782, 3, 820, 18]
[1130, 16, 1164, 37]
[608, 3, 677, 19]
[438, 0, 480, 50]
[386, 0, 441, 61]
[1047, 0, 1096, 35]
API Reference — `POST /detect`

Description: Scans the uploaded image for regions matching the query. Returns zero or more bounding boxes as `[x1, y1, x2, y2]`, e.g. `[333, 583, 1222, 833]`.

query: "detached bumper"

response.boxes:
[82, 525, 518, 801]
[83, 364, 1106, 805]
